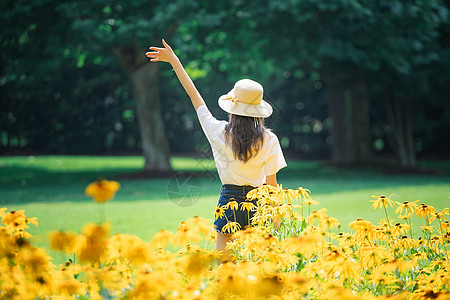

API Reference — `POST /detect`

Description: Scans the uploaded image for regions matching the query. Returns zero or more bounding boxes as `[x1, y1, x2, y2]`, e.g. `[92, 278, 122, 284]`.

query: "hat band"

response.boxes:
[222, 94, 260, 107]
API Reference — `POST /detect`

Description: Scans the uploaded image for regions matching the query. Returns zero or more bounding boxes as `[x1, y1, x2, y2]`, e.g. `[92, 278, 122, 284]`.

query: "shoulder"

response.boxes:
[263, 129, 282, 148]
[264, 129, 279, 141]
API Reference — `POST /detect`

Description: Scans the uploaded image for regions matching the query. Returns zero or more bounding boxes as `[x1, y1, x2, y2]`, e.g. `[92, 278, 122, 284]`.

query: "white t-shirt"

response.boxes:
[196, 105, 287, 187]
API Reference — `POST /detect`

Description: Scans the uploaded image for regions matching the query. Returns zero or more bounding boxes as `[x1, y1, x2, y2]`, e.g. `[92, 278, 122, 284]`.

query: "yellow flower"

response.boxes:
[56, 277, 87, 296]
[296, 187, 311, 201]
[430, 208, 449, 223]
[85, 179, 121, 203]
[307, 208, 327, 225]
[391, 222, 409, 236]
[398, 212, 414, 220]
[282, 236, 316, 257]
[325, 216, 340, 229]
[395, 200, 419, 215]
[222, 221, 241, 234]
[420, 225, 434, 233]
[1, 209, 27, 226]
[185, 252, 214, 277]
[279, 187, 299, 203]
[303, 199, 320, 206]
[246, 188, 261, 200]
[359, 245, 387, 268]
[72, 223, 110, 264]
[397, 235, 414, 249]
[370, 194, 394, 210]
[349, 218, 372, 231]
[48, 231, 77, 253]
[415, 203, 436, 219]
[240, 200, 256, 212]
[183, 216, 212, 237]
[439, 221, 450, 233]
[229, 198, 239, 210]
[214, 206, 225, 219]
[177, 221, 187, 232]
[0, 207, 7, 218]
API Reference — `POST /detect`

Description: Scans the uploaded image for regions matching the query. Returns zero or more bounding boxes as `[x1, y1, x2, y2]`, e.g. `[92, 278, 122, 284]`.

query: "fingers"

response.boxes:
[150, 58, 159, 62]
[149, 46, 164, 51]
[162, 39, 172, 50]
[145, 52, 159, 58]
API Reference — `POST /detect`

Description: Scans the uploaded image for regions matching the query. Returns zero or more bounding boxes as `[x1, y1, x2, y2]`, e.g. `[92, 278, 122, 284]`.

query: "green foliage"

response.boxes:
[1, 0, 449, 159]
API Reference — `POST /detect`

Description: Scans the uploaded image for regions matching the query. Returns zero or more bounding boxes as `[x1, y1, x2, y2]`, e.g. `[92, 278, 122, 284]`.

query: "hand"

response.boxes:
[145, 39, 179, 65]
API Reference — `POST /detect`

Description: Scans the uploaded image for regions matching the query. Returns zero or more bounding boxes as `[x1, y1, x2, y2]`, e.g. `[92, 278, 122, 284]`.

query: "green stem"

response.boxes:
[98, 203, 106, 224]
[407, 218, 414, 239]
[383, 205, 390, 227]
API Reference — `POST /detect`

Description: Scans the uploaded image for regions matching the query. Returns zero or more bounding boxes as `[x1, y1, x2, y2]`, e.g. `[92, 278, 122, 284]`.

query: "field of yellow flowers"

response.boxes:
[1, 180, 449, 299]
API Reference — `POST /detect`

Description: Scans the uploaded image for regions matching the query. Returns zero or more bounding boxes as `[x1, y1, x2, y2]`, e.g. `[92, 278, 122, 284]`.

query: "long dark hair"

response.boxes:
[224, 114, 267, 163]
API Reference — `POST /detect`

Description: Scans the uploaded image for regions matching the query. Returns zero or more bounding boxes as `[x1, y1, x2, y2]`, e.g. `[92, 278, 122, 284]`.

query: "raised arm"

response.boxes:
[146, 39, 206, 110]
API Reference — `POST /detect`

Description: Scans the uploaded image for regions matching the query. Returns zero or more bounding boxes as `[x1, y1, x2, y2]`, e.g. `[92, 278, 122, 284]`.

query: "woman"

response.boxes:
[146, 40, 287, 257]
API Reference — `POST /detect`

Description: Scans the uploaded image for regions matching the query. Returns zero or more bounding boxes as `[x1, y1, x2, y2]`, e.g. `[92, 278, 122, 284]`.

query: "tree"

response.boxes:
[55, 0, 191, 171]
[1, 0, 204, 171]
[228, 0, 448, 166]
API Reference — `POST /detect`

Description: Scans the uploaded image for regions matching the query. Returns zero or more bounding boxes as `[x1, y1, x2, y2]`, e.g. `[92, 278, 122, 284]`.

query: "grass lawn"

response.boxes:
[1, 155, 449, 263]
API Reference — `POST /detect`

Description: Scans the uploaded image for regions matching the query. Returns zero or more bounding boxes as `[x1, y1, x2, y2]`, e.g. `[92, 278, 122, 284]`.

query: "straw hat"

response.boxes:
[218, 79, 273, 118]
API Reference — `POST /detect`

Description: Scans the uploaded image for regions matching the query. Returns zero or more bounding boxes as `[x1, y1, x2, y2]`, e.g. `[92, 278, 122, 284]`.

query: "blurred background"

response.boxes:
[1, 1, 450, 258]
[2, 0, 449, 169]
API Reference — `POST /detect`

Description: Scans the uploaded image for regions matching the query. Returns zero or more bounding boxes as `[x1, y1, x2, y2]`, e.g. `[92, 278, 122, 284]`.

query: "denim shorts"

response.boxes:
[214, 184, 258, 234]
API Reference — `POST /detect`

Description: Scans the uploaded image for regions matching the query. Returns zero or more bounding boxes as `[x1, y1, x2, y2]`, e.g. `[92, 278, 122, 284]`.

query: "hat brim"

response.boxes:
[218, 93, 273, 118]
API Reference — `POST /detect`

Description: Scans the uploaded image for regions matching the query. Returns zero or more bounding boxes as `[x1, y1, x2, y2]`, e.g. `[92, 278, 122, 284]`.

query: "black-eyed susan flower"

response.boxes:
[228, 198, 239, 210]
[214, 205, 226, 220]
[370, 194, 395, 210]
[177, 221, 188, 232]
[222, 221, 241, 234]
[398, 235, 414, 249]
[349, 218, 372, 231]
[307, 208, 328, 225]
[430, 208, 449, 223]
[1, 209, 27, 227]
[279, 187, 299, 203]
[296, 187, 311, 200]
[85, 179, 120, 203]
[439, 221, 450, 233]
[395, 200, 419, 215]
[303, 199, 319, 206]
[246, 188, 260, 200]
[56, 276, 87, 296]
[391, 222, 409, 236]
[72, 223, 110, 264]
[0, 207, 6, 218]
[185, 216, 212, 236]
[325, 216, 340, 230]
[48, 231, 77, 253]
[416, 203, 436, 219]
[240, 200, 256, 212]
[359, 245, 387, 268]
[420, 225, 434, 233]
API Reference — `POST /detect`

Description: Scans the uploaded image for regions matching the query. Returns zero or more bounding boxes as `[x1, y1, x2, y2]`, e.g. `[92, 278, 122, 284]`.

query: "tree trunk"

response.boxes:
[385, 98, 416, 167]
[328, 72, 348, 163]
[351, 74, 372, 163]
[113, 45, 172, 171]
[327, 69, 372, 165]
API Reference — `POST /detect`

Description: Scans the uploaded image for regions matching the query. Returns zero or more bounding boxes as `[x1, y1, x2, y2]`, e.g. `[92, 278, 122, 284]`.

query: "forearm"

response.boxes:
[171, 58, 205, 110]
[265, 174, 278, 187]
